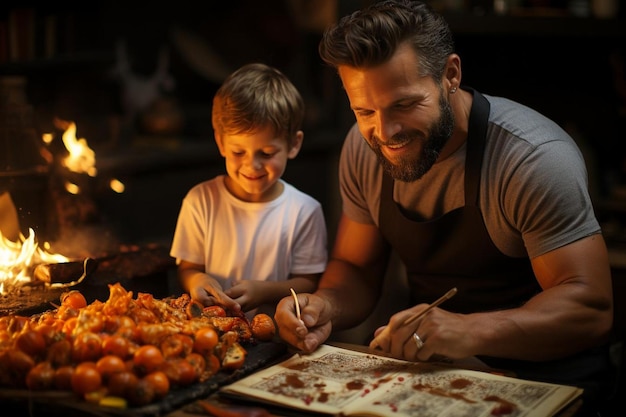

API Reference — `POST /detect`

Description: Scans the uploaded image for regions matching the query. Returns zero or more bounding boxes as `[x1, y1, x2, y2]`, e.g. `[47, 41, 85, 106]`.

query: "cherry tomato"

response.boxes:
[101, 334, 131, 359]
[72, 331, 103, 362]
[250, 313, 276, 342]
[160, 358, 197, 387]
[0, 348, 35, 387]
[46, 339, 72, 367]
[133, 344, 164, 375]
[61, 290, 87, 309]
[128, 378, 156, 406]
[143, 370, 170, 398]
[185, 352, 206, 379]
[78, 311, 104, 333]
[16, 328, 47, 357]
[107, 370, 139, 398]
[202, 305, 226, 317]
[55, 305, 79, 321]
[161, 334, 193, 358]
[26, 361, 56, 390]
[204, 353, 221, 377]
[71, 362, 102, 395]
[103, 315, 135, 333]
[54, 365, 75, 390]
[96, 355, 126, 381]
[193, 327, 218, 356]
[35, 323, 62, 345]
[61, 316, 78, 337]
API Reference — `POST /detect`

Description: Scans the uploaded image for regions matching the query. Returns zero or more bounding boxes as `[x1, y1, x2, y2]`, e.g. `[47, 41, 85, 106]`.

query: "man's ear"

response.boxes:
[214, 132, 226, 156]
[287, 130, 304, 159]
[444, 53, 461, 93]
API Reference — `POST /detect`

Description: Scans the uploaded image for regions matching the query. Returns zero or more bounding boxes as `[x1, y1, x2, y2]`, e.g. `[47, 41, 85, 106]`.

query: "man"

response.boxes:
[274, 0, 614, 412]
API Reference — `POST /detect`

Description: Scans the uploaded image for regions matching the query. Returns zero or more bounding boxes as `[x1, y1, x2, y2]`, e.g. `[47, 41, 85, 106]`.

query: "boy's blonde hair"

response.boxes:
[212, 63, 305, 148]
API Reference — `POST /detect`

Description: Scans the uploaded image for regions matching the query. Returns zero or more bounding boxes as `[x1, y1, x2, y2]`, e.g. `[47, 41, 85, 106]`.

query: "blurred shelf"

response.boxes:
[444, 13, 626, 38]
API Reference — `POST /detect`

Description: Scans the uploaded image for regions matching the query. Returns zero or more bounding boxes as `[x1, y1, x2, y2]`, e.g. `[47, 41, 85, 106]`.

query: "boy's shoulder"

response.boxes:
[281, 180, 322, 208]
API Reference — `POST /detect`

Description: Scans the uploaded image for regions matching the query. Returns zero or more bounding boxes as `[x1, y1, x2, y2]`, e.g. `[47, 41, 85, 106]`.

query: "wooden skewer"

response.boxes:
[370, 287, 457, 349]
[290, 288, 301, 321]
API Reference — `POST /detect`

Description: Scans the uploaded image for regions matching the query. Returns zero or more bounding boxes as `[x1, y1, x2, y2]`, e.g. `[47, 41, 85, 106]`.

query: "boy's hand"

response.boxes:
[188, 274, 241, 313]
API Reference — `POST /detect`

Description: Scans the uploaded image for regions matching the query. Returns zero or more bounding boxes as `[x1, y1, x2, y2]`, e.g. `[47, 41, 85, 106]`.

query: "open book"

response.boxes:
[219, 344, 583, 417]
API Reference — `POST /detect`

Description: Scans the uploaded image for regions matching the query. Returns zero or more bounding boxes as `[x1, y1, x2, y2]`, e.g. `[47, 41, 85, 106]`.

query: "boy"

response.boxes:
[170, 63, 328, 318]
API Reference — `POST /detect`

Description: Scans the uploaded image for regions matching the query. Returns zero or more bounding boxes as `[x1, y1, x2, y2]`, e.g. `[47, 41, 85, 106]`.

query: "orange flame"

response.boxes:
[0, 228, 69, 294]
[61, 121, 97, 177]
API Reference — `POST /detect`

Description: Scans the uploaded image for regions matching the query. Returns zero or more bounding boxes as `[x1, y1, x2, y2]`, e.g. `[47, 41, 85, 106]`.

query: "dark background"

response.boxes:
[1, 1, 626, 412]
[2, 0, 625, 245]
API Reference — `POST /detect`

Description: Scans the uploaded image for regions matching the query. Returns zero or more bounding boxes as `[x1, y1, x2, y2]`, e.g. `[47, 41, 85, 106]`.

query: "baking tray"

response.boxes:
[0, 340, 289, 417]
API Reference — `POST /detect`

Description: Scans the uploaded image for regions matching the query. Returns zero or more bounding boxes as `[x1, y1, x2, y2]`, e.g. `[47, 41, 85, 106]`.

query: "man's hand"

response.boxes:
[274, 292, 333, 353]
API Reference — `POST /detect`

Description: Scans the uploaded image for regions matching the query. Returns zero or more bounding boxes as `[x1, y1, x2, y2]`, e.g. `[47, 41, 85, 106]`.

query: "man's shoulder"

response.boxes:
[484, 94, 567, 142]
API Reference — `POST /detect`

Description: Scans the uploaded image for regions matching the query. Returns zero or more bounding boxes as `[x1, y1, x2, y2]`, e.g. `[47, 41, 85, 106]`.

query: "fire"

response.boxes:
[0, 228, 69, 294]
[60, 121, 97, 177]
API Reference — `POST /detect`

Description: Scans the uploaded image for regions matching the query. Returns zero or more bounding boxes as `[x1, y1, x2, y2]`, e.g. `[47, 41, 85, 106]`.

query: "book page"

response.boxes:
[220, 344, 583, 417]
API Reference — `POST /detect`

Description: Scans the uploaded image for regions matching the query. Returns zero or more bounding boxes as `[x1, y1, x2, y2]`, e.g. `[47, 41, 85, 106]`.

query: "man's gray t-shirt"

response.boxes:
[339, 93, 600, 260]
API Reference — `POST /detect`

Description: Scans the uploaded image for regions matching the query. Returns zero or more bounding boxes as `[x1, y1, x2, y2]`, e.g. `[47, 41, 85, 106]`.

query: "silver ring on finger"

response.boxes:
[413, 332, 424, 350]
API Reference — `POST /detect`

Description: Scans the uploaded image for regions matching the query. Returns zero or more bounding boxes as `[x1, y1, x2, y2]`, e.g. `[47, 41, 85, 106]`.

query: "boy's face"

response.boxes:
[216, 124, 302, 202]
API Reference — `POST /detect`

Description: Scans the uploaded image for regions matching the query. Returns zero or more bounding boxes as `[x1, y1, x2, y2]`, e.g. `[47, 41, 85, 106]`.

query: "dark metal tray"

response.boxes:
[0, 341, 289, 417]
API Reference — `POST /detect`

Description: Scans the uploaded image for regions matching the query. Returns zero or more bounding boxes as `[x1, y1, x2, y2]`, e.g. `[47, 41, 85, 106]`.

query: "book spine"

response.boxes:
[8, 8, 36, 62]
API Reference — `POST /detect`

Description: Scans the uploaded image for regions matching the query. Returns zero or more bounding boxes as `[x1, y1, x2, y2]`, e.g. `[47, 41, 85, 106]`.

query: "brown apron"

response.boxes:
[379, 89, 539, 313]
[378, 89, 611, 409]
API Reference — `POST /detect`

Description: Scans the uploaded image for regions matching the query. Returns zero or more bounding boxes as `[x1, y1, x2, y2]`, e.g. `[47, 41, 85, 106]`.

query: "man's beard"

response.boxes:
[371, 94, 454, 182]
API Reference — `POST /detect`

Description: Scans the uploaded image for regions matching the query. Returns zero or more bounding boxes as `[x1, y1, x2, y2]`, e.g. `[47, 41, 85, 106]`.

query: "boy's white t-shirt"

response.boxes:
[170, 175, 328, 296]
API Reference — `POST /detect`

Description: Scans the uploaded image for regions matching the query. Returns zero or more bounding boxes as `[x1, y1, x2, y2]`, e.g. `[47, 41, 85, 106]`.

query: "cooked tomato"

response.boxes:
[54, 365, 75, 390]
[133, 344, 164, 375]
[46, 339, 72, 367]
[72, 331, 103, 363]
[78, 311, 104, 333]
[61, 290, 87, 309]
[161, 333, 194, 358]
[127, 378, 156, 406]
[202, 305, 226, 317]
[96, 355, 126, 381]
[107, 370, 139, 398]
[204, 353, 221, 377]
[101, 334, 131, 359]
[71, 362, 102, 395]
[160, 358, 196, 387]
[0, 348, 35, 387]
[25, 361, 55, 390]
[34, 323, 62, 345]
[250, 313, 276, 342]
[193, 327, 218, 356]
[55, 305, 79, 321]
[185, 352, 206, 379]
[61, 316, 78, 337]
[16, 328, 47, 357]
[143, 370, 170, 398]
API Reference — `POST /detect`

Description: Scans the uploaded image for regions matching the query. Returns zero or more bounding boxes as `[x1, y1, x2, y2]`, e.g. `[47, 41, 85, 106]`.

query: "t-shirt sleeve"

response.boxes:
[170, 186, 207, 265]
[500, 136, 600, 259]
[290, 200, 328, 275]
[338, 124, 379, 225]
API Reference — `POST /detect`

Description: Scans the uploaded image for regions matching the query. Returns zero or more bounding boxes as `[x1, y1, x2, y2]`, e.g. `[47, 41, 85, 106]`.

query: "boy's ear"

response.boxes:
[287, 131, 304, 159]
[214, 132, 226, 156]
